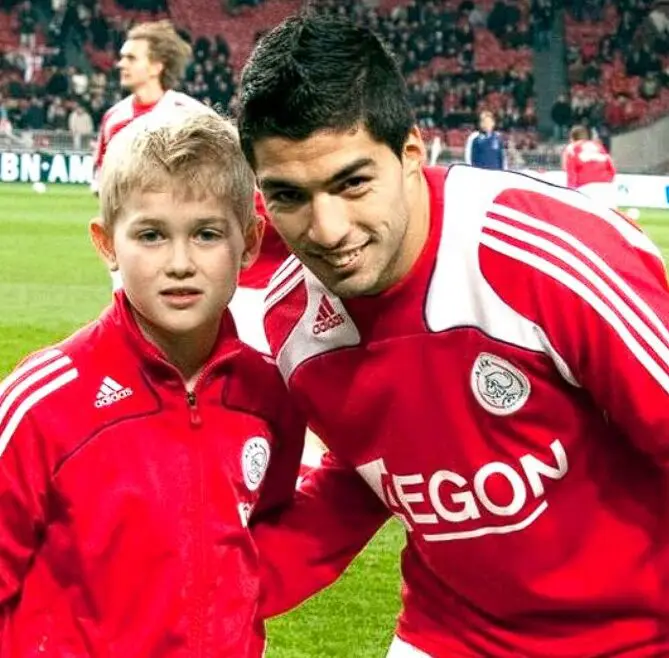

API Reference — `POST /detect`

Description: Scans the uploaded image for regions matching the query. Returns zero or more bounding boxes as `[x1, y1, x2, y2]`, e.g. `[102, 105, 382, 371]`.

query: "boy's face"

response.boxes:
[93, 188, 260, 341]
[253, 125, 425, 298]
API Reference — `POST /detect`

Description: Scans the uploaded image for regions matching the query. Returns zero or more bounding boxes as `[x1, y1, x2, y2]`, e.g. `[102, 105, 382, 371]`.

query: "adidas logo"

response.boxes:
[95, 376, 133, 408]
[313, 295, 345, 335]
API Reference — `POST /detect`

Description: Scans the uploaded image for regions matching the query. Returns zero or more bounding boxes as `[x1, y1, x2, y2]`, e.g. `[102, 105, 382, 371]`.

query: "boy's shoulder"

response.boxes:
[0, 309, 158, 460]
[223, 340, 296, 427]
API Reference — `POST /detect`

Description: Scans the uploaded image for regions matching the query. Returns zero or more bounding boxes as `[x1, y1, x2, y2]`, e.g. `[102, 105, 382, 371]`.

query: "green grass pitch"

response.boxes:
[1, 182, 668, 656]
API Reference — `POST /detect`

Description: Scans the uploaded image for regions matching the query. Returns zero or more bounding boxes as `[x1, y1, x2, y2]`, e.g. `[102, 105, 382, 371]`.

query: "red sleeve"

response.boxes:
[251, 452, 390, 618]
[482, 188, 669, 462]
[0, 408, 48, 619]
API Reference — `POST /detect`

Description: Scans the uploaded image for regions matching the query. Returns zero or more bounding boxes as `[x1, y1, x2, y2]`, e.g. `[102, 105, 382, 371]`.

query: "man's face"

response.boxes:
[480, 114, 495, 133]
[95, 188, 260, 342]
[254, 125, 424, 298]
[117, 38, 162, 91]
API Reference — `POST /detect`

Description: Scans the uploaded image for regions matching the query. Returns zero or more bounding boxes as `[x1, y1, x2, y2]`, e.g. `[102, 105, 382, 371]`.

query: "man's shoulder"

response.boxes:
[163, 90, 206, 110]
[263, 255, 309, 353]
[465, 166, 647, 250]
[102, 95, 133, 125]
[441, 165, 659, 300]
[473, 168, 662, 312]
[263, 257, 362, 382]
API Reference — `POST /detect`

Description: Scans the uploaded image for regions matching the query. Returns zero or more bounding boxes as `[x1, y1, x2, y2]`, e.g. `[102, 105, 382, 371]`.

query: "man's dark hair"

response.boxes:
[237, 13, 415, 169]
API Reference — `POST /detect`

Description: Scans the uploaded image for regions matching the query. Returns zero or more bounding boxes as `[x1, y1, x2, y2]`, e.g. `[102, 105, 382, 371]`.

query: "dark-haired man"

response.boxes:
[243, 14, 669, 658]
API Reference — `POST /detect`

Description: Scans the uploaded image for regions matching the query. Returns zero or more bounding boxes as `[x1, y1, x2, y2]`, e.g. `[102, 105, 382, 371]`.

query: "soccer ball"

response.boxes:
[626, 207, 640, 221]
[32, 182, 47, 194]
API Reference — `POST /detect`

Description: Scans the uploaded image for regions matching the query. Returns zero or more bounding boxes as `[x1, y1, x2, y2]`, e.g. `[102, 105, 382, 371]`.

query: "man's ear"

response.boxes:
[240, 215, 265, 271]
[402, 125, 427, 176]
[89, 217, 118, 271]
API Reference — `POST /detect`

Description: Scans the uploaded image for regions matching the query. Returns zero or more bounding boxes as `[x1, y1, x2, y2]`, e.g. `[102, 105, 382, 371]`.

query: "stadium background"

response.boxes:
[1, 0, 669, 656]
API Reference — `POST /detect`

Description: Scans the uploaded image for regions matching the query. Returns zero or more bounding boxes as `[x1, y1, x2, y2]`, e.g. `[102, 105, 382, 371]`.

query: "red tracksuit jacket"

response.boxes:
[0, 291, 305, 657]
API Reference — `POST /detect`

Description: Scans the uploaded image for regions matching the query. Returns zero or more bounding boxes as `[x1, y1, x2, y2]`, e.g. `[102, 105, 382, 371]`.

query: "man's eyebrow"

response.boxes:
[260, 157, 375, 192]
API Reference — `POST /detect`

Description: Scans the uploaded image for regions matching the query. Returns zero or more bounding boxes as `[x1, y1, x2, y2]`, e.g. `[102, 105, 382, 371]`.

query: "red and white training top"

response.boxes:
[562, 139, 616, 189]
[255, 165, 669, 657]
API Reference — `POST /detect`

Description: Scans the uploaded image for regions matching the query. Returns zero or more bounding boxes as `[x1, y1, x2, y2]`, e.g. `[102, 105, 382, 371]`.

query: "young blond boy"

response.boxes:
[0, 110, 305, 657]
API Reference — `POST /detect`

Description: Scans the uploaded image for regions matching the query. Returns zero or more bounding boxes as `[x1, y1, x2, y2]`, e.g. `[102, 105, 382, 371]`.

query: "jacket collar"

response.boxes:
[103, 290, 245, 387]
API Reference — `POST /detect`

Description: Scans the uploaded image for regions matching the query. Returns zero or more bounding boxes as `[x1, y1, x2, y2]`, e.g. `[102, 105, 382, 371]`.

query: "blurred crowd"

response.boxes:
[1, 0, 668, 149]
[0, 0, 548, 145]
[316, 0, 539, 135]
[552, 0, 669, 136]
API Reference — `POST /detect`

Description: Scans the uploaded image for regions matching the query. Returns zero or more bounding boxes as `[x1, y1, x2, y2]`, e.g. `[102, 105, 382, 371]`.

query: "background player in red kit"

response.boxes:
[92, 20, 198, 193]
[238, 14, 669, 658]
[562, 124, 617, 207]
[0, 109, 305, 656]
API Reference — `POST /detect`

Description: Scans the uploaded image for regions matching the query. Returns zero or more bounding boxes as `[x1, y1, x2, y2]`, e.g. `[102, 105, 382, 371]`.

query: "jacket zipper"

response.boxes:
[186, 389, 202, 427]
[191, 440, 206, 658]
[183, 367, 220, 655]
[184, 357, 224, 428]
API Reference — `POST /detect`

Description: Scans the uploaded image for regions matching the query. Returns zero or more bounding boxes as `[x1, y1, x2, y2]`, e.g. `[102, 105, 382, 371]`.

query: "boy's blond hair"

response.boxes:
[127, 20, 192, 90]
[100, 109, 256, 230]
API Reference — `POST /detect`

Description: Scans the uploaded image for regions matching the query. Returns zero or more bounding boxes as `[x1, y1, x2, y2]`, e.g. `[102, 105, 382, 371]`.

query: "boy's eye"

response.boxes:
[196, 228, 223, 241]
[137, 229, 163, 243]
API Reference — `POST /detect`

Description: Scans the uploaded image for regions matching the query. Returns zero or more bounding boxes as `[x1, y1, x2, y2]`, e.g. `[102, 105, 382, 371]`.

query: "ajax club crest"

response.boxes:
[471, 353, 531, 415]
[242, 437, 270, 491]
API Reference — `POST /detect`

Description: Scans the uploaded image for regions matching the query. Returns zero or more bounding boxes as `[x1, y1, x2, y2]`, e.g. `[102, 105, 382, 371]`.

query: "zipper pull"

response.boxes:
[186, 390, 202, 427]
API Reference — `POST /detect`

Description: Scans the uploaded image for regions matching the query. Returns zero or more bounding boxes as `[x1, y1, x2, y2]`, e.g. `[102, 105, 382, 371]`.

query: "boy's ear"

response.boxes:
[240, 215, 265, 271]
[89, 217, 118, 271]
